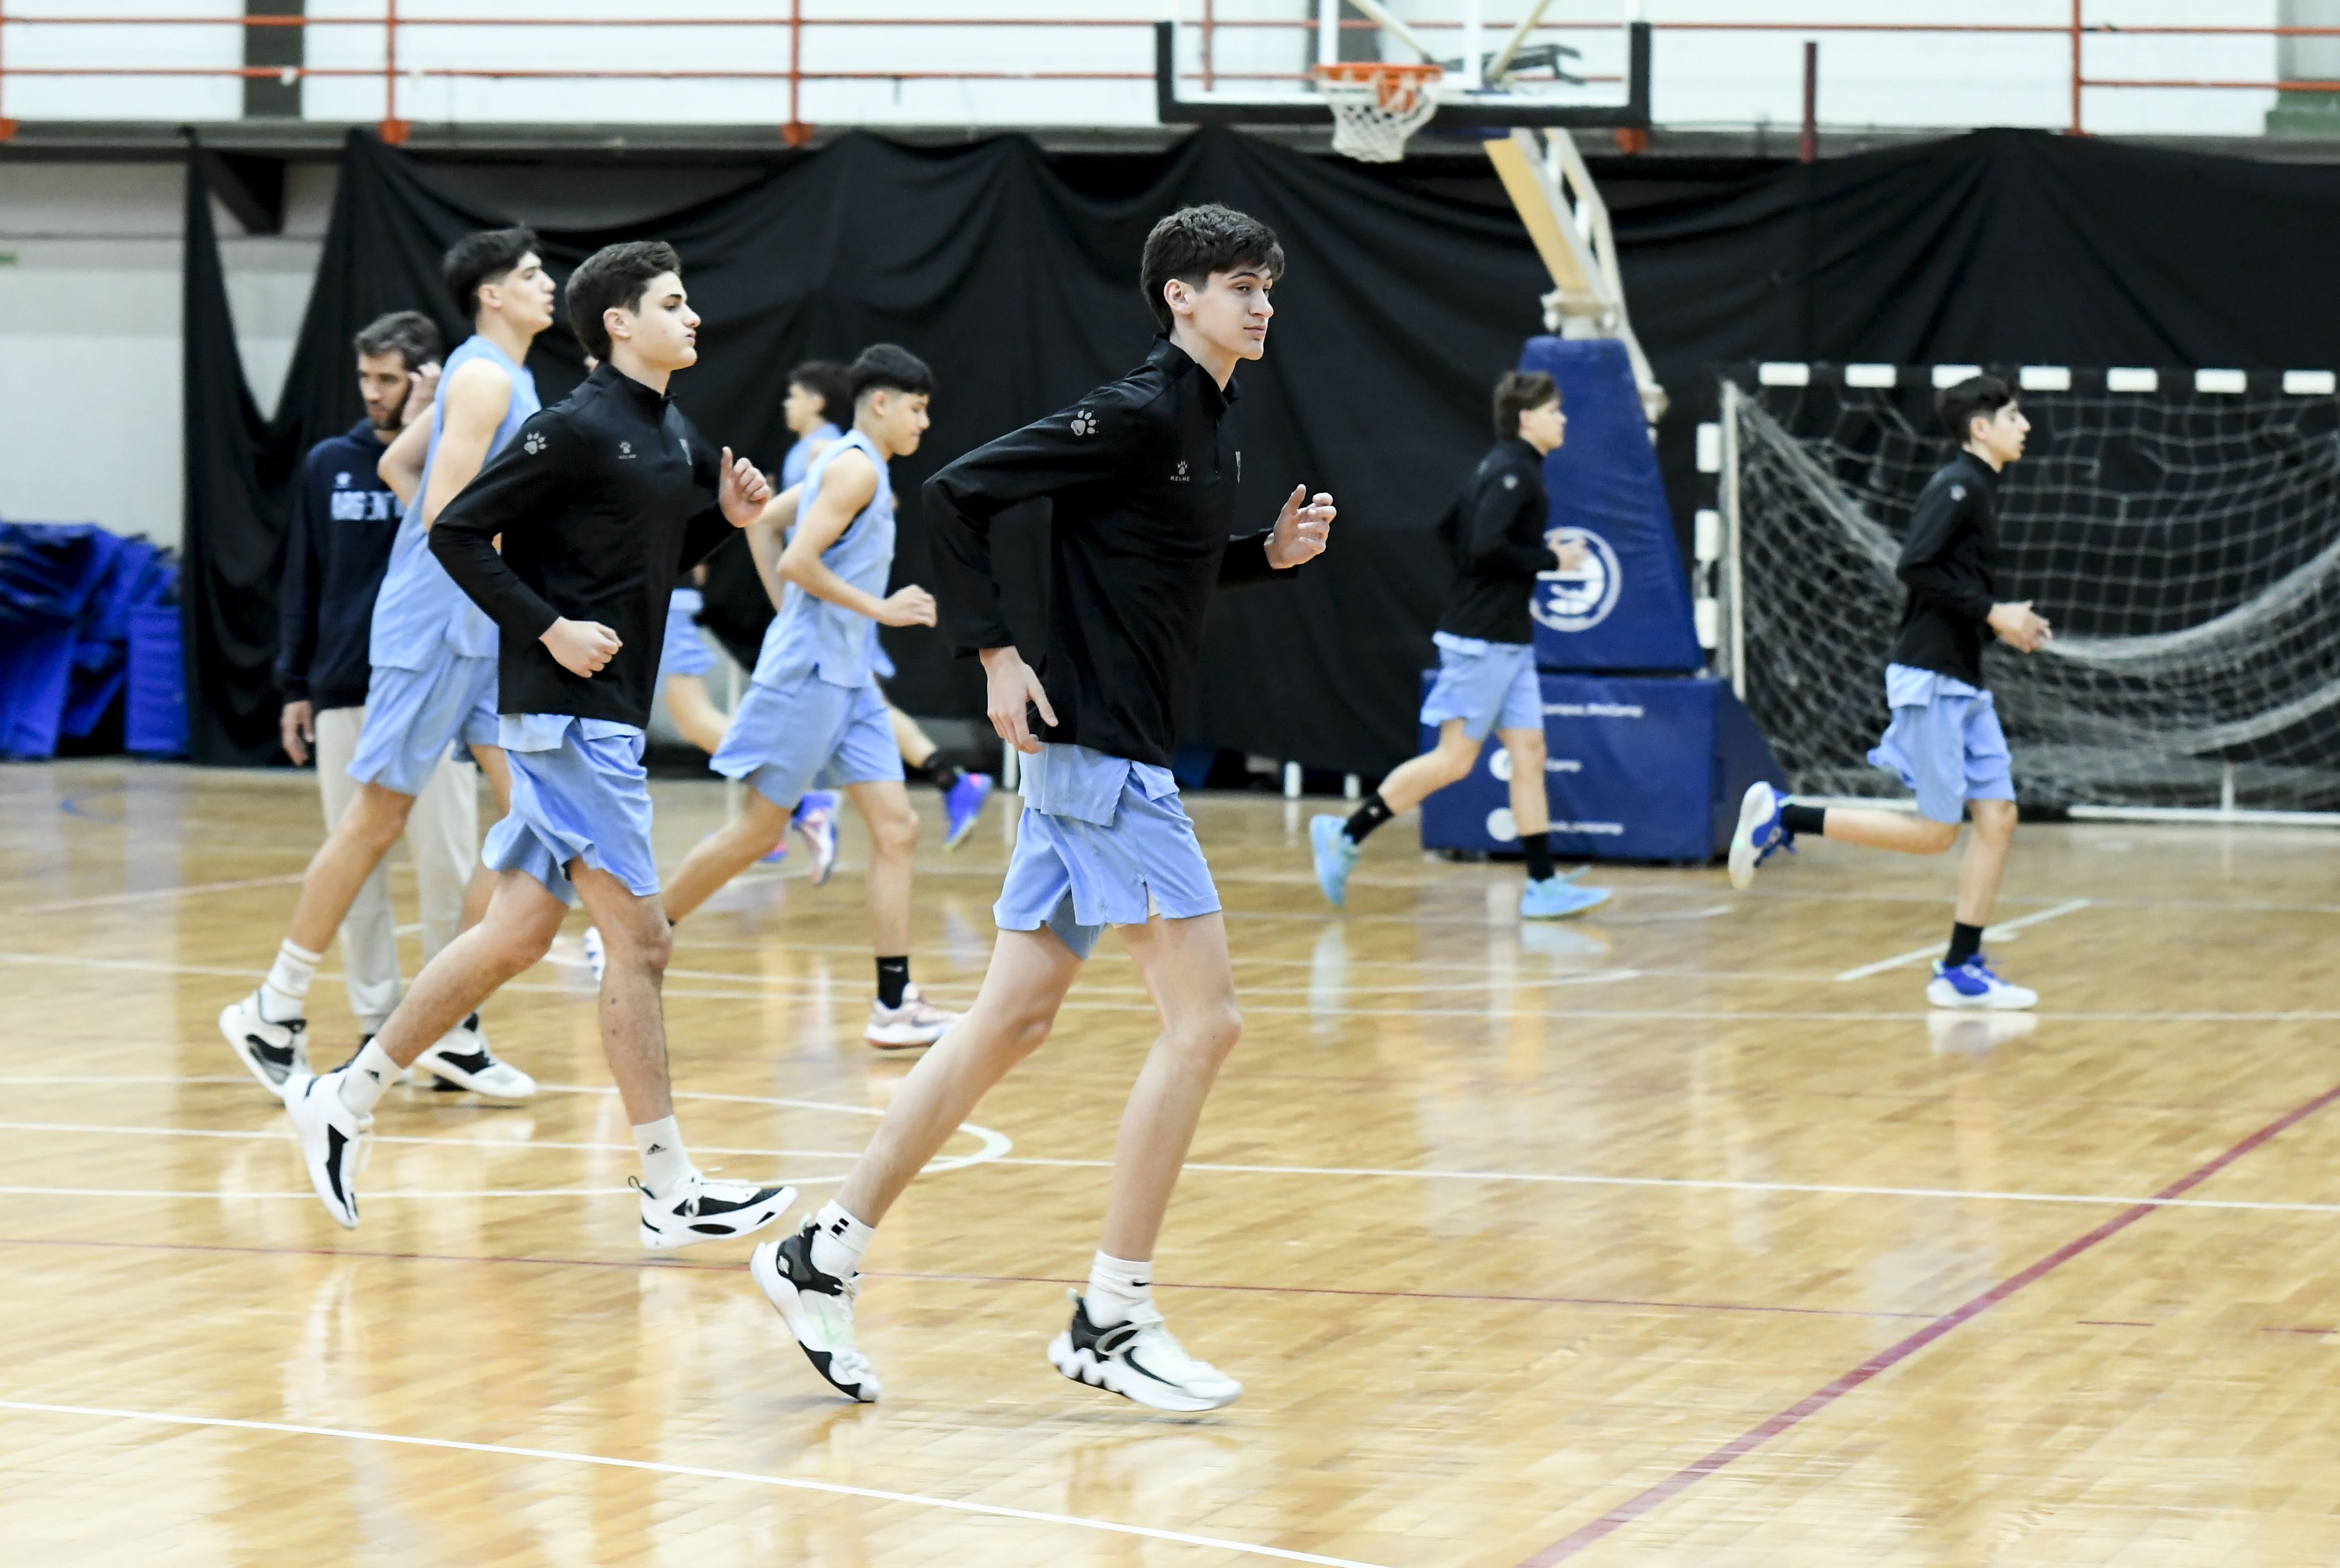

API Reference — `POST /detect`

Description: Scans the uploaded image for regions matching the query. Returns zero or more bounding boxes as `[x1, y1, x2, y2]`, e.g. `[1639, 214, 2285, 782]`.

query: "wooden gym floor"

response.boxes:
[7, 759, 2340, 1566]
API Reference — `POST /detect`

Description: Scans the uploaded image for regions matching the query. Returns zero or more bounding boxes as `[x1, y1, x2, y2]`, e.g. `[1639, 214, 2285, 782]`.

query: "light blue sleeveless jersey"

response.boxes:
[368, 334, 541, 670]
[752, 428, 895, 691]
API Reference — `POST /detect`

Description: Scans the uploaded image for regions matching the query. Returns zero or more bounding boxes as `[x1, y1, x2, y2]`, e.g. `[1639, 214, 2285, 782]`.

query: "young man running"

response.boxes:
[750, 205, 1334, 1411]
[1310, 369, 1610, 920]
[1731, 373, 2051, 1010]
[222, 229, 553, 1102]
[781, 359, 850, 488]
[281, 240, 797, 1246]
[276, 311, 487, 1054]
[659, 345, 958, 1051]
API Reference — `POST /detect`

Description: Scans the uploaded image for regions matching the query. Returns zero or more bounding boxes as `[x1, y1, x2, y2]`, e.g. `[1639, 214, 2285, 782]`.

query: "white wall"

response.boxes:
[0, 163, 330, 548]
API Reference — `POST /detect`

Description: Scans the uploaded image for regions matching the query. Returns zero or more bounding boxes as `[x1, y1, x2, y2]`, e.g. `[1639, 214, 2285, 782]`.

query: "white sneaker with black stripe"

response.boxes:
[750, 1219, 881, 1402]
[634, 1169, 795, 1251]
[1047, 1291, 1242, 1412]
[409, 1014, 536, 1101]
[284, 1070, 371, 1230]
[218, 989, 308, 1099]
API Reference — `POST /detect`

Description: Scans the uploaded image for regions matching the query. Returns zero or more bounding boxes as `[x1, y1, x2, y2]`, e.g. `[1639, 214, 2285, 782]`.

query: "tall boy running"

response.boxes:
[1730, 373, 2051, 1010]
[1310, 368, 1610, 920]
[279, 241, 797, 1248]
[750, 205, 1335, 1412]
[221, 228, 552, 1101]
[658, 345, 957, 1050]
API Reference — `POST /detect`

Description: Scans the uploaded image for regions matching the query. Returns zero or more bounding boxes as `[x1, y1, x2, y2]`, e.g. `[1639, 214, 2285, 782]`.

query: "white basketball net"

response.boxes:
[1317, 65, 1443, 163]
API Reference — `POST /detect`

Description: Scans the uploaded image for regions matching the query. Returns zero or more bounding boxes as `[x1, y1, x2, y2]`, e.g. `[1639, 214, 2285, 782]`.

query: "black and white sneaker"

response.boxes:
[218, 989, 308, 1099]
[409, 1015, 536, 1101]
[284, 1070, 371, 1230]
[750, 1220, 880, 1402]
[1047, 1291, 1242, 1412]
[634, 1170, 794, 1251]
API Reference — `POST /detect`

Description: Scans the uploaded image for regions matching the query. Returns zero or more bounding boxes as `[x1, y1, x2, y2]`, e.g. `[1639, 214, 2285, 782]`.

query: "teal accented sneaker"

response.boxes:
[1309, 814, 1362, 907]
[1521, 876, 1611, 920]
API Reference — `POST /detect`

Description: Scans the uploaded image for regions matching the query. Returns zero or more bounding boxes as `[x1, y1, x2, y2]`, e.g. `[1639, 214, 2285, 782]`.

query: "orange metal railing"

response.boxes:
[0, 6, 2334, 147]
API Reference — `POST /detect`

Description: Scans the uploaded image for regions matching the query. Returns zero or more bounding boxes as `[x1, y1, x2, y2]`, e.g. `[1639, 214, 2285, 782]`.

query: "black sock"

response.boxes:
[876, 956, 910, 1010]
[930, 762, 962, 793]
[1522, 833, 1555, 882]
[1779, 803, 1827, 838]
[1344, 792, 1394, 844]
[1945, 922, 1984, 968]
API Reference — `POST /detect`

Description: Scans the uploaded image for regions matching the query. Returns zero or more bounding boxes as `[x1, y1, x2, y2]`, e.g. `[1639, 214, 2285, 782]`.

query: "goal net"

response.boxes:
[1726, 367, 2340, 812]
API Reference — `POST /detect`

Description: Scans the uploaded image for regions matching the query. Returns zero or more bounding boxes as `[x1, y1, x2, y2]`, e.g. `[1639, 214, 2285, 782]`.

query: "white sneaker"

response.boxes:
[864, 983, 959, 1050]
[1926, 953, 2039, 1011]
[635, 1169, 795, 1251]
[751, 1220, 881, 1402]
[284, 1070, 371, 1230]
[219, 989, 308, 1099]
[1048, 1291, 1241, 1412]
[409, 1015, 537, 1101]
[582, 925, 606, 984]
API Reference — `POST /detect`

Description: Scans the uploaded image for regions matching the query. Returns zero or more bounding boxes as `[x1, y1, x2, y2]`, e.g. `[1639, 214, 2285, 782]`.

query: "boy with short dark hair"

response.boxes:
[1731, 372, 2052, 1010]
[279, 240, 798, 1250]
[658, 343, 957, 1049]
[1311, 367, 1611, 920]
[748, 204, 1335, 1413]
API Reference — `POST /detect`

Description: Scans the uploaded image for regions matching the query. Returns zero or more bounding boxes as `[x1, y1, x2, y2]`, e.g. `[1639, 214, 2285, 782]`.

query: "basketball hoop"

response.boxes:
[1314, 61, 1443, 164]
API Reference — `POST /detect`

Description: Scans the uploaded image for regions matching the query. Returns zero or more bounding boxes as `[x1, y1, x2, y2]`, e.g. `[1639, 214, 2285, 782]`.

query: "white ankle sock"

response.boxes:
[1084, 1251, 1154, 1328]
[631, 1117, 693, 1197]
[808, 1200, 874, 1279]
[337, 1040, 397, 1115]
[260, 939, 321, 1020]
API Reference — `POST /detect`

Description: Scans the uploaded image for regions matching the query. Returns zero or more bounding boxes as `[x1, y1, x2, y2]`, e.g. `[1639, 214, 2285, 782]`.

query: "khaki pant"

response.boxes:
[313, 703, 480, 1032]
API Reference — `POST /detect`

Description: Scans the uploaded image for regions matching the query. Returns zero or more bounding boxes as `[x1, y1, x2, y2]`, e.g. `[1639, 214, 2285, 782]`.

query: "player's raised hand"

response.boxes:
[542, 617, 622, 678]
[399, 361, 442, 429]
[980, 645, 1058, 755]
[1987, 600, 2053, 654]
[877, 585, 938, 628]
[719, 446, 773, 525]
[1267, 484, 1335, 568]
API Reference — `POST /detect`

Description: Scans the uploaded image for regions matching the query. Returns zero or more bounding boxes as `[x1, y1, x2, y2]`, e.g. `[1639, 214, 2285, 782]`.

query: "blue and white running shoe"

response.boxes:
[1521, 876, 1611, 920]
[582, 924, 606, 985]
[1309, 814, 1361, 907]
[1926, 952, 2038, 1011]
[942, 772, 994, 850]
[1728, 781, 1794, 891]
[794, 791, 839, 886]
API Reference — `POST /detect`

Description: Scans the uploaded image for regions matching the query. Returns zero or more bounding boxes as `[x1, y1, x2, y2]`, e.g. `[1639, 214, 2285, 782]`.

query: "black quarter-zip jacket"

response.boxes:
[925, 335, 1299, 768]
[429, 362, 736, 729]
[1888, 448, 2002, 688]
[1435, 436, 1561, 645]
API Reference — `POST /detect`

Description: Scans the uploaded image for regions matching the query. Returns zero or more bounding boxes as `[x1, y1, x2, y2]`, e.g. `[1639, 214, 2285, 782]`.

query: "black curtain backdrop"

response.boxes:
[183, 126, 2340, 770]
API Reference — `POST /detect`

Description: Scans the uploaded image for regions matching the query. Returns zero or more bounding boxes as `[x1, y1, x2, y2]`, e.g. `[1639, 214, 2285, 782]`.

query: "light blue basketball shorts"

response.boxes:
[481, 715, 659, 907]
[1420, 632, 1542, 742]
[993, 776, 1221, 962]
[709, 670, 903, 809]
[1867, 663, 2016, 824]
[346, 647, 498, 797]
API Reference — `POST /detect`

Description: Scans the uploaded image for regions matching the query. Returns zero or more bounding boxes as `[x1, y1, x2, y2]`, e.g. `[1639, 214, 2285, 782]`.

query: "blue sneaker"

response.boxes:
[1728, 781, 1794, 891]
[1309, 814, 1361, 907]
[793, 791, 839, 886]
[1521, 876, 1611, 920]
[1926, 952, 2038, 1011]
[942, 772, 994, 850]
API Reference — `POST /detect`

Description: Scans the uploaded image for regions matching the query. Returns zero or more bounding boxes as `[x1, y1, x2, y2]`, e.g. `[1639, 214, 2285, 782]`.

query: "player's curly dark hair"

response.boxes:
[442, 227, 541, 324]
[1493, 370, 1561, 440]
[1139, 205, 1285, 333]
[847, 343, 935, 406]
[789, 360, 853, 423]
[567, 240, 684, 362]
[1937, 374, 2015, 444]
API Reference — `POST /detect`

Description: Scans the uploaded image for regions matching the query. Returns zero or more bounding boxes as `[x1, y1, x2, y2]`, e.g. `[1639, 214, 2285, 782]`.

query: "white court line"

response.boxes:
[1835, 898, 2093, 981]
[989, 1157, 2340, 1215]
[0, 1186, 640, 1199]
[13, 873, 305, 915]
[0, 1400, 1393, 1568]
[0, 1121, 864, 1159]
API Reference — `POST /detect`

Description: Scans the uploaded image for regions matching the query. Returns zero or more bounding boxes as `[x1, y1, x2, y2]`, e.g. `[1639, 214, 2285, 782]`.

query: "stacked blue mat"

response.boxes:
[0, 523, 184, 759]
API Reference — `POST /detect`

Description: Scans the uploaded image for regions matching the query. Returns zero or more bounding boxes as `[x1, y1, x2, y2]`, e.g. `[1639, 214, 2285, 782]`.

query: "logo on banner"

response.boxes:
[1531, 527, 1622, 634]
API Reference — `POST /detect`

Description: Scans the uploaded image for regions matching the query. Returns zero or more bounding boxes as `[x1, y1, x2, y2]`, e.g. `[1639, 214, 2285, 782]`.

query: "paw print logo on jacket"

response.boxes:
[523, 431, 546, 455]
[1069, 409, 1097, 436]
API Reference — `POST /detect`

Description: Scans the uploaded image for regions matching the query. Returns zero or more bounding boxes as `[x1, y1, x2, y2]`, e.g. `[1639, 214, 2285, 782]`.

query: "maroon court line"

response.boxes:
[0, 1234, 1925, 1320]
[1518, 1075, 2340, 1567]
